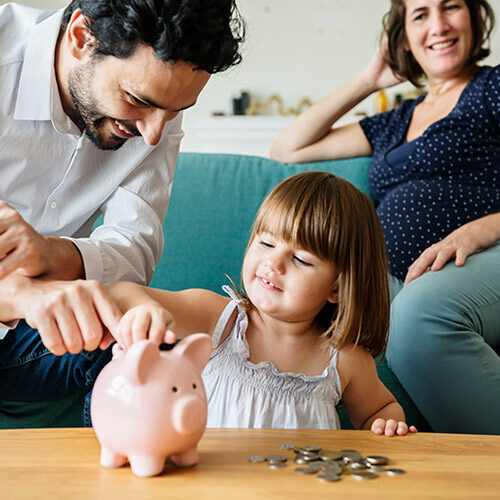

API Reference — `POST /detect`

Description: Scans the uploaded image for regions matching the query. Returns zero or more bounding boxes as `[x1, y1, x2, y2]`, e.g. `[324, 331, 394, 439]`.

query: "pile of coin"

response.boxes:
[248, 445, 406, 482]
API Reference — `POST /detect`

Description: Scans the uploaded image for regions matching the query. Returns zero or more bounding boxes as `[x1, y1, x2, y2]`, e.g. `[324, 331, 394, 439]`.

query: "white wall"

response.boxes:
[3, 0, 500, 151]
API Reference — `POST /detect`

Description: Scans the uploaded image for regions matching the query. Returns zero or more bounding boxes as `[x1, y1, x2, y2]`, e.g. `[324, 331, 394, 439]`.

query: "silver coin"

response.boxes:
[302, 453, 321, 462]
[319, 449, 341, 461]
[317, 472, 341, 482]
[341, 451, 363, 463]
[279, 444, 295, 450]
[366, 455, 389, 466]
[268, 461, 286, 469]
[386, 468, 406, 475]
[351, 470, 378, 480]
[368, 465, 388, 472]
[265, 454, 288, 463]
[248, 455, 266, 463]
[321, 463, 343, 475]
[300, 445, 322, 453]
[347, 460, 369, 470]
[295, 466, 319, 475]
[294, 456, 308, 464]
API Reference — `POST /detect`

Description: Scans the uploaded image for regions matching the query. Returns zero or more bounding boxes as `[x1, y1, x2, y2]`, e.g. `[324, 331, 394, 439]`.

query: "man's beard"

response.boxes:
[68, 61, 137, 151]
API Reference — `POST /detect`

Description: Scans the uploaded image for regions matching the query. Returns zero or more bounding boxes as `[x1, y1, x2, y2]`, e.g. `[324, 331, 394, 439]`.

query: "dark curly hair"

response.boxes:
[61, 0, 244, 73]
[383, 0, 495, 87]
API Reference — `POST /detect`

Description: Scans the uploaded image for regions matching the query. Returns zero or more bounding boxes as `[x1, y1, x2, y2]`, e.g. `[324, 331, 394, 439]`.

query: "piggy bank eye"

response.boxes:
[172, 386, 178, 392]
[192, 383, 197, 389]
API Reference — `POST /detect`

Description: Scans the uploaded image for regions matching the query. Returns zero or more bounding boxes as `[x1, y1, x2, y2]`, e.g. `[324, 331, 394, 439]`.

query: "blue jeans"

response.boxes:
[0, 320, 112, 425]
[387, 241, 500, 434]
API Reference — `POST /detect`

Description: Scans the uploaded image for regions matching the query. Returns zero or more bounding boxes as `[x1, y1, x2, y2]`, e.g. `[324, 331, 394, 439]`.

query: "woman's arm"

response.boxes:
[338, 345, 416, 436]
[107, 282, 229, 346]
[405, 213, 500, 286]
[269, 44, 404, 164]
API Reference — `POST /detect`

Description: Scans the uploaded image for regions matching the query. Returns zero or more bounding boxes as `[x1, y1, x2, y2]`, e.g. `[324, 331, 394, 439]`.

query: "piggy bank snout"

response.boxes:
[172, 396, 206, 435]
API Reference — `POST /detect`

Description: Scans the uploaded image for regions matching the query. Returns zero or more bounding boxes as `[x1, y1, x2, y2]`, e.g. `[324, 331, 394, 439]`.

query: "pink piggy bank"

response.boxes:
[90, 334, 212, 477]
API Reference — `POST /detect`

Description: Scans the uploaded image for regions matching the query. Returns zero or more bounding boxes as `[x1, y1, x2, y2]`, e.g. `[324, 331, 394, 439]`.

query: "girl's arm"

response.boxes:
[338, 345, 417, 436]
[269, 44, 404, 164]
[106, 282, 229, 346]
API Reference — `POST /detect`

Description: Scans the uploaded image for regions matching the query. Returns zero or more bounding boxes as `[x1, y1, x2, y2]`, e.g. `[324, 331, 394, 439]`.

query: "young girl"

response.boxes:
[108, 171, 417, 436]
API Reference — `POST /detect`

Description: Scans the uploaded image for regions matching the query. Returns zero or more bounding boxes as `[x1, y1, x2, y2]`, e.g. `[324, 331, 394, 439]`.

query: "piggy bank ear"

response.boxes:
[174, 334, 212, 372]
[124, 340, 160, 385]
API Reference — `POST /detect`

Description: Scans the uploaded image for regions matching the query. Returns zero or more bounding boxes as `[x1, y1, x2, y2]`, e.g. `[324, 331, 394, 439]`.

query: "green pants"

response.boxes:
[387, 241, 500, 434]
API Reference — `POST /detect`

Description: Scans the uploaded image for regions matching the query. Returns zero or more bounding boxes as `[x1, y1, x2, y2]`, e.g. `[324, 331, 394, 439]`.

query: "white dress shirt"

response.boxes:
[0, 3, 183, 337]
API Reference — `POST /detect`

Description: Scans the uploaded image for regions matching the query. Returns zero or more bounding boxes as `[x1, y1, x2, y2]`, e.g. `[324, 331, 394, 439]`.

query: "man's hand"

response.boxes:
[21, 279, 122, 355]
[0, 201, 84, 280]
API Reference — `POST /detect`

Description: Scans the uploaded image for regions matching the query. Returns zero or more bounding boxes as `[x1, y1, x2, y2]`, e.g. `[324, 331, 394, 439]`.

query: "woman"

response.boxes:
[270, 0, 500, 434]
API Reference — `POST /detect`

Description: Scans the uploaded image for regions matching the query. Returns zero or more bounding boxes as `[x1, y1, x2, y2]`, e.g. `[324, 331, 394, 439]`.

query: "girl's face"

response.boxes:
[404, 0, 473, 82]
[242, 230, 339, 324]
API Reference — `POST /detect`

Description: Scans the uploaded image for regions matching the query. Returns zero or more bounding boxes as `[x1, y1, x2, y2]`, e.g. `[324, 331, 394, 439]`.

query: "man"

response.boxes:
[0, 0, 243, 402]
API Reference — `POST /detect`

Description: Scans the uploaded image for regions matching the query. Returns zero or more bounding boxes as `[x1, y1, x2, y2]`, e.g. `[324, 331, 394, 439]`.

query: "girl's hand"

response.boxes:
[371, 418, 417, 437]
[361, 41, 406, 92]
[404, 214, 500, 286]
[116, 304, 176, 347]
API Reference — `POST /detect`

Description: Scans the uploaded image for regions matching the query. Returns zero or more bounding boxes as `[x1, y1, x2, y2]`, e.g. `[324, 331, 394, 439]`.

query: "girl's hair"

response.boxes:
[383, 0, 495, 87]
[241, 171, 390, 358]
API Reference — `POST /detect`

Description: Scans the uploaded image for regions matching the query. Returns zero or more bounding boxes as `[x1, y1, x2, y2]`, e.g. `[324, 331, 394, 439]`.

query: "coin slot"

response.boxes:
[172, 386, 178, 392]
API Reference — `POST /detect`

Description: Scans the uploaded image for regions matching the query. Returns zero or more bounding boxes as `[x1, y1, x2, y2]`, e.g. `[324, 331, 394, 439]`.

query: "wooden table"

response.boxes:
[1, 428, 500, 499]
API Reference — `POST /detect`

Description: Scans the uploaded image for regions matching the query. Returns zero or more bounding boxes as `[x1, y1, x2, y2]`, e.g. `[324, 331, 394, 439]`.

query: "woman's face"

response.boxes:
[404, 0, 474, 82]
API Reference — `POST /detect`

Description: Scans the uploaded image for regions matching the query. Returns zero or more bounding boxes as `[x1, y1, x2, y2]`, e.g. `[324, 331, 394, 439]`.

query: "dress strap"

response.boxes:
[211, 287, 240, 348]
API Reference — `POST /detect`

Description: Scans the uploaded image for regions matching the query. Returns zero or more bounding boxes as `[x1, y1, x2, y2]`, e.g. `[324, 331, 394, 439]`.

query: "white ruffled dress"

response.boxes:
[201, 287, 343, 429]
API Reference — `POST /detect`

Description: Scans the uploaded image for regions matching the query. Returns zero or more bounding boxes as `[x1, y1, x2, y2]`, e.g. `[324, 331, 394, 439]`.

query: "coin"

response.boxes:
[295, 466, 319, 475]
[351, 470, 378, 480]
[268, 462, 286, 469]
[265, 454, 288, 463]
[366, 455, 389, 466]
[386, 468, 406, 475]
[300, 445, 322, 453]
[341, 451, 363, 463]
[319, 449, 341, 461]
[317, 472, 341, 482]
[294, 456, 308, 464]
[279, 444, 295, 450]
[347, 460, 369, 470]
[301, 453, 321, 462]
[368, 465, 388, 472]
[321, 462, 343, 475]
[247, 455, 266, 463]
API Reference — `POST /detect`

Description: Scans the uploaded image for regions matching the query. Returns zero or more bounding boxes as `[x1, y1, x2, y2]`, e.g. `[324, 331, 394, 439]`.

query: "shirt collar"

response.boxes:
[14, 8, 77, 134]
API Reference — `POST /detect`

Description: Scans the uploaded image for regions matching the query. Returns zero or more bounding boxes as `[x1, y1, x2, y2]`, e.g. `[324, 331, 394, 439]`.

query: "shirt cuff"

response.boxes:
[0, 320, 20, 339]
[62, 237, 104, 282]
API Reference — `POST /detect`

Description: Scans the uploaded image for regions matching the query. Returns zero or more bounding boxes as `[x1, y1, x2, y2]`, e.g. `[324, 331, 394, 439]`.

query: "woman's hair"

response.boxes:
[241, 171, 390, 359]
[383, 0, 495, 87]
[61, 0, 244, 74]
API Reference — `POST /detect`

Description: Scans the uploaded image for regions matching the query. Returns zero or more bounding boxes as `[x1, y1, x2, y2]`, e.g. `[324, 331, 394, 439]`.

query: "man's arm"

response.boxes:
[0, 201, 84, 280]
[0, 273, 121, 355]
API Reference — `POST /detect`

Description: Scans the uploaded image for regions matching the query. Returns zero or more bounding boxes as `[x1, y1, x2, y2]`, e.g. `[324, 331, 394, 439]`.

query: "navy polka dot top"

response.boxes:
[360, 65, 500, 281]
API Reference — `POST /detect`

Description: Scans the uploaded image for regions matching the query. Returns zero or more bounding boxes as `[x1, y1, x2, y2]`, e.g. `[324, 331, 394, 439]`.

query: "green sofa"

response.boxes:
[0, 152, 432, 431]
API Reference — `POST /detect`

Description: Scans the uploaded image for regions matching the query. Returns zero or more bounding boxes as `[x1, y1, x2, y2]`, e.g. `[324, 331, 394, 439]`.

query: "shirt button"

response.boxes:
[50, 201, 57, 209]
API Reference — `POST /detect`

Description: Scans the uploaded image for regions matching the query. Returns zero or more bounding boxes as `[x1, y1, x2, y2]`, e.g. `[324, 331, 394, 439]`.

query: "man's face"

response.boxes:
[68, 45, 210, 150]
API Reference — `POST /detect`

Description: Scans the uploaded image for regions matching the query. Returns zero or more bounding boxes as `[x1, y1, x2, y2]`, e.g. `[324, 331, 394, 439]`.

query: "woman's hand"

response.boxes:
[371, 418, 417, 437]
[361, 41, 406, 92]
[116, 303, 176, 347]
[404, 214, 500, 286]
